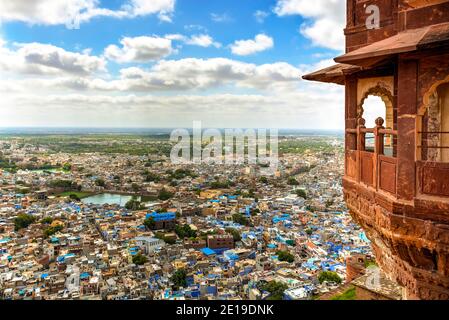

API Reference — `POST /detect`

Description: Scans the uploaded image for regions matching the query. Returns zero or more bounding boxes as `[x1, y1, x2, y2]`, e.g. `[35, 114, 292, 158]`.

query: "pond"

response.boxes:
[81, 193, 140, 207]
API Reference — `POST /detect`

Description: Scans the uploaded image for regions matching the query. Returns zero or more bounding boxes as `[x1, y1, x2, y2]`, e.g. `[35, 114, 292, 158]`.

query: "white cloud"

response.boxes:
[298, 58, 336, 75]
[0, 0, 96, 25]
[125, 0, 175, 22]
[210, 13, 231, 23]
[116, 58, 300, 92]
[126, 0, 174, 16]
[164, 34, 186, 41]
[7, 93, 281, 109]
[0, 42, 106, 76]
[0, 36, 344, 129]
[104, 33, 222, 65]
[254, 10, 269, 23]
[274, 0, 345, 51]
[104, 36, 173, 63]
[0, 0, 176, 26]
[2, 57, 301, 93]
[165, 34, 221, 48]
[184, 24, 207, 32]
[230, 34, 274, 56]
[185, 34, 221, 48]
[0, 87, 344, 129]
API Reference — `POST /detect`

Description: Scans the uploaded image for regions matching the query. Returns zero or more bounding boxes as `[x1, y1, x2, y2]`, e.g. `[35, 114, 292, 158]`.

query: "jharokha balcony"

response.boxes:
[304, 0, 449, 299]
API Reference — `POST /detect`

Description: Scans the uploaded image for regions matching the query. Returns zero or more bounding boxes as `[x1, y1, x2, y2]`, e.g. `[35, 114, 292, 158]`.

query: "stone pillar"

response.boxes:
[396, 58, 418, 201]
[346, 0, 355, 29]
[346, 77, 358, 150]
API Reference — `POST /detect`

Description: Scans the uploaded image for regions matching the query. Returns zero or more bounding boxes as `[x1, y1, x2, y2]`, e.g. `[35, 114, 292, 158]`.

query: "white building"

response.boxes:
[134, 237, 165, 254]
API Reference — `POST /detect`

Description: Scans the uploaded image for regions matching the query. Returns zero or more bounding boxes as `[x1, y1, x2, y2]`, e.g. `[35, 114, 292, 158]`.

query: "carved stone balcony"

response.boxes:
[343, 117, 449, 299]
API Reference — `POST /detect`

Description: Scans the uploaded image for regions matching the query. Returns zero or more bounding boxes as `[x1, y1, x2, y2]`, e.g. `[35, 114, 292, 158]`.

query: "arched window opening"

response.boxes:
[422, 82, 449, 162]
[362, 95, 389, 128]
[360, 95, 394, 156]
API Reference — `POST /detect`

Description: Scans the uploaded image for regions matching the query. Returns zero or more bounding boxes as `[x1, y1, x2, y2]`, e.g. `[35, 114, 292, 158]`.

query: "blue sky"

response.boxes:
[0, 0, 346, 129]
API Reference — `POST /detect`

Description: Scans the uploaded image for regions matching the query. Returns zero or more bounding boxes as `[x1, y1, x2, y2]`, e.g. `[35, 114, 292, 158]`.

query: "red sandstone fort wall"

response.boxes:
[345, 0, 449, 52]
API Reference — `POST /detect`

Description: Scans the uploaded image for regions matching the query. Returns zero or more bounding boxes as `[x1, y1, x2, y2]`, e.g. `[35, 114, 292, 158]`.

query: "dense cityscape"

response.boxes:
[1, 0, 448, 307]
[0, 132, 381, 300]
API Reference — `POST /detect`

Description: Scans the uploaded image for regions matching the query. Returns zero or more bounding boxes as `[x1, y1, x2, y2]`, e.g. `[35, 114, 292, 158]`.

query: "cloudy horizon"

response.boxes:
[0, 0, 346, 129]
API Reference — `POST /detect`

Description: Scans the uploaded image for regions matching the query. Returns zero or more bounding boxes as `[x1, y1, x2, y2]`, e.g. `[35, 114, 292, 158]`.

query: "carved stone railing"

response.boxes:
[417, 161, 449, 197]
[417, 130, 449, 198]
[345, 117, 398, 195]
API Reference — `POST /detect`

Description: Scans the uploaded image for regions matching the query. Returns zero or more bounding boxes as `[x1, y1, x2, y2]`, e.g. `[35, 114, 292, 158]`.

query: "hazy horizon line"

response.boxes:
[0, 126, 344, 131]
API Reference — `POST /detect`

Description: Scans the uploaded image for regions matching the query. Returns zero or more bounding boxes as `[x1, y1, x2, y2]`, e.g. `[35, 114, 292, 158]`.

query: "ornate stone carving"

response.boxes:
[426, 91, 441, 161]
[343, 178, 449, 300]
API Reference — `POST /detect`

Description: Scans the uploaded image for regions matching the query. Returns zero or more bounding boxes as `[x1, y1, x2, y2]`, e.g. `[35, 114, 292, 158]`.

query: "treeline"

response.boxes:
[48, 179, 81, 191]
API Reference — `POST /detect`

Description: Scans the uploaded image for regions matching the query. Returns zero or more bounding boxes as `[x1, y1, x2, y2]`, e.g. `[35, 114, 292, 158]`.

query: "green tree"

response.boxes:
[276, 250, 294, 263]
[232, 214, 250, 226]
[158, 188, 174, 200]
[171, 168, 197, 180]
[225, 228, 241, 242]
[210, 180, 231, 189]
[95, 178, 105, 187]
[163, 236, 176, 245]
[132, 253, 148, 265]
[287, 177, 299, 186]
[144, 217, 156, 230]
[43, 225, 64, 238]
[41, 217, 53, 225]
[69, 193, 81, 201]
[259, 281, 288, 300]
[306, 205, 315, 213]
[154, 232, 175, 245]
[175, 224, 197, 239]
[145, 172, 160, 182]
[171, 269, 188, 290]
[125, 196, 143, 211]
[131, 183, 140, 192]
[49, 179, 79, 191]
[318, 271, 342, 284]
[170, 180, 178, 187]
[62, 163, 72, 171]
[295, 189, 307, 199]
[14, 214, 36, 231]
[241, 189, 255, 198]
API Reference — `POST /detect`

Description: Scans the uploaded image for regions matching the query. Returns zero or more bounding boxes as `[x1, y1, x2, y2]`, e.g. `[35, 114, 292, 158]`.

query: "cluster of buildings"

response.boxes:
[0, 136, 377, 300]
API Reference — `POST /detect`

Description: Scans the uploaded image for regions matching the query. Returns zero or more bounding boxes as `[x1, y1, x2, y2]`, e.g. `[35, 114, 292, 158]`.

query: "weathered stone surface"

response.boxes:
[306, 0, 449, 299]
[344, 178, 449, 299]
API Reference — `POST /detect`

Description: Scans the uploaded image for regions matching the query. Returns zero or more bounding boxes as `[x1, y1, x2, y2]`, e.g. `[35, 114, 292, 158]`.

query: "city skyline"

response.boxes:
[0, 0, 346, 129]
[1, 0, 449, 304]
